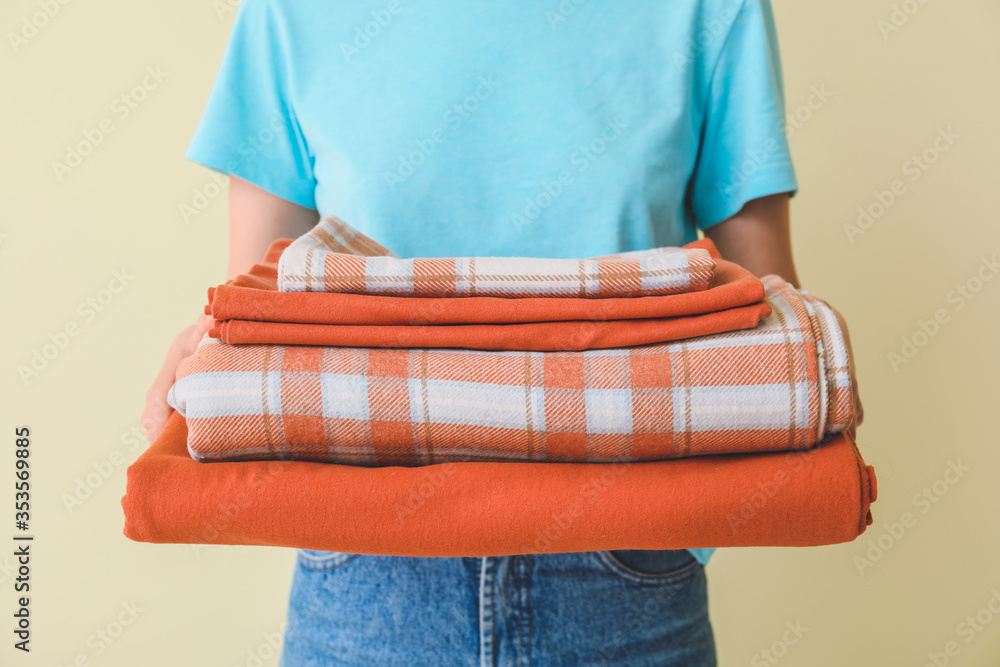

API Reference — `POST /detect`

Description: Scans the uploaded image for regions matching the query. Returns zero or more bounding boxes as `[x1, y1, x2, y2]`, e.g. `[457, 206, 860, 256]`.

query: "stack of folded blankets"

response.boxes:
[122, 217, 876, 556]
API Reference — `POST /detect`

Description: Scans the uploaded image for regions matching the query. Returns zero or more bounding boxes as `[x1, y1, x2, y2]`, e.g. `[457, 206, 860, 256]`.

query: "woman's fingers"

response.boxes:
[141, 321, 202, 443]
[141, 377, 174, 443]
[194, 312, 213, 339]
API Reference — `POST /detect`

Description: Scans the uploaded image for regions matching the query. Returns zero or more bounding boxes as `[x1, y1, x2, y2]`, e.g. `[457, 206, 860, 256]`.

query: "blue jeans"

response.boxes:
[279, 549, 716, 666]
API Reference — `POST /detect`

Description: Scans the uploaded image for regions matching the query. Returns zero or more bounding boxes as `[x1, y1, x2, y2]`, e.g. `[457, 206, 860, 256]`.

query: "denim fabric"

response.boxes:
[279, 549, 716, 666]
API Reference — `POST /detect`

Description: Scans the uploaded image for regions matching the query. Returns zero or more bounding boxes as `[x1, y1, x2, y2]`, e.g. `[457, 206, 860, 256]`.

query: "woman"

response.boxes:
[144, 0, 807, 663]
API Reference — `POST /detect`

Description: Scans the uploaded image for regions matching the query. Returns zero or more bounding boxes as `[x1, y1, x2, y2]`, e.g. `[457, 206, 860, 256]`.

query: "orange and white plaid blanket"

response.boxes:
[168, 276, 854, 466]
[277, 216, 716, 298]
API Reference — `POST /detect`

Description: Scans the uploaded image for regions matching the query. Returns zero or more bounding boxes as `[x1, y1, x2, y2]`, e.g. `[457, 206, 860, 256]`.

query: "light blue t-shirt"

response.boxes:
[186, 0, 798, 566]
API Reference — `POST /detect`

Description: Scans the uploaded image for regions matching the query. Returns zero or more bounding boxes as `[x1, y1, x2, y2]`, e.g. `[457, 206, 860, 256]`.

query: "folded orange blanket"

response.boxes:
[121, 413, 876, 554]
[172, 275, 854, 465]
[211, 305, 771, 351]
[206, 239, 771, 350]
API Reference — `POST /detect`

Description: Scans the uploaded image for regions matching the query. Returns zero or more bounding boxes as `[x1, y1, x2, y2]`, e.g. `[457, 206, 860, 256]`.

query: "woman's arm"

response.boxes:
[703, 192, 799, 287]
[227, 175, 320, 279]
[706, 192, 864, 434]
[141, 176, 319, 441]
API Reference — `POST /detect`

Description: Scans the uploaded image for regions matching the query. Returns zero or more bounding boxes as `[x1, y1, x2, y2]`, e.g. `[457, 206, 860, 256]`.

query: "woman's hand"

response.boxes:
[705, 193, 863, 439]
[140, 313, 213, 443]
[139, 177, 318, 444]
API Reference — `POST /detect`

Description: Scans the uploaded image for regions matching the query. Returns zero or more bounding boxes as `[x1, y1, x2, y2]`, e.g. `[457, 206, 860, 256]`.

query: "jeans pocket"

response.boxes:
[296, 549, 361, 572]
[594, 549, 701, 585]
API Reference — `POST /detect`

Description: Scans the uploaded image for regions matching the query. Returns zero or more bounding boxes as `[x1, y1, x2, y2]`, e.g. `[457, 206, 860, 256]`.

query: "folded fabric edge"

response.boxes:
[267, 237, 722, 265]
[843, 428, 877, 530]
[278, 246, 718, 298]
[207, 300, 772, 349]
[122, 414, 877, 555]
[812, 296, 856, 436]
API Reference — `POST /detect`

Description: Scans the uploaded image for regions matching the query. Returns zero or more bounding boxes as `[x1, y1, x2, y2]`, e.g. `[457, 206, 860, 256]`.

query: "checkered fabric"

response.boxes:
[283, 215, 398, 260]
[278, 216, 715, 298]
[168, 275, 854, 466]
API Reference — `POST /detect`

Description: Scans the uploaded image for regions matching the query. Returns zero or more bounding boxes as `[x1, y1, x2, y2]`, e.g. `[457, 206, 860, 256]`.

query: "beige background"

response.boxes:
[2, 0, 998, 664]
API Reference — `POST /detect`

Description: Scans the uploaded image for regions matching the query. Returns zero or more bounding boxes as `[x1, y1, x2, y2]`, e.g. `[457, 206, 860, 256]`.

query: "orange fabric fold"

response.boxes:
[122, 413, 876, 555]
[206, 238, 771, 350]
[210, 303, 771, 350]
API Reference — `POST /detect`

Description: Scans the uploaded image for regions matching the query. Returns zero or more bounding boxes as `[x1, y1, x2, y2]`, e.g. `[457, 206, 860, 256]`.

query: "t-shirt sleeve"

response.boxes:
[184, 0, 317, 210]
[688, 0, 798, 230]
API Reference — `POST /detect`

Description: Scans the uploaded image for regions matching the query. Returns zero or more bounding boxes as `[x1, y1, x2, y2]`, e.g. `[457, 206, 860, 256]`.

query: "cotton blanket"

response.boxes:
[206, 238, 771, 351]
[121, 412, 876, 554]
[170, 276, 854, 465]
[277, 216, 716, 298]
